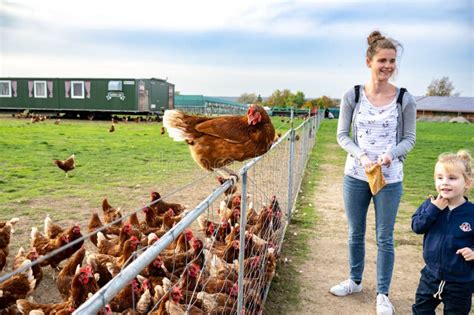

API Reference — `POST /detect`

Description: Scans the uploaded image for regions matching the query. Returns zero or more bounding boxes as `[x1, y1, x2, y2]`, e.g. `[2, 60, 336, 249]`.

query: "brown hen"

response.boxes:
[53, 154, 75, 177]
[0, 259, 36, 309]
[163, 104, 275, 175]
[0, 217, 19, 272]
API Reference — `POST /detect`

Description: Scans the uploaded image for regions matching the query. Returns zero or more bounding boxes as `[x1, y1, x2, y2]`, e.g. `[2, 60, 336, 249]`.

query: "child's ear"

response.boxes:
[465, 178, 473, 191]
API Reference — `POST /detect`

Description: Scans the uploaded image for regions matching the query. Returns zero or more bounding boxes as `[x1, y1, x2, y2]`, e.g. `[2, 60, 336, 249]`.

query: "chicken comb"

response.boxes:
[171, 285, 183, 297]
[184, 228, 193, 240]
[192, 238, 203, 250]
[80, 265, 93, 276]
[248, 104, 255, 114]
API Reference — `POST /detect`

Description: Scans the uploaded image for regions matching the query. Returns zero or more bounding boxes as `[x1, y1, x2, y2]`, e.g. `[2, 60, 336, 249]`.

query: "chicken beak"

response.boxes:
[247, 114, 253, 125]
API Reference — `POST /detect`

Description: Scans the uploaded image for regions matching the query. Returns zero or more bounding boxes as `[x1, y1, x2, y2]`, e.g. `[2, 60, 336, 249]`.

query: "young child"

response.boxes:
[411, 150, 474, 314]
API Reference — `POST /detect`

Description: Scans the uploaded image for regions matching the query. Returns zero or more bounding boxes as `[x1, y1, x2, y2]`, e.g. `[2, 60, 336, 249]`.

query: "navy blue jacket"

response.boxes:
[412, 198, 474, 283]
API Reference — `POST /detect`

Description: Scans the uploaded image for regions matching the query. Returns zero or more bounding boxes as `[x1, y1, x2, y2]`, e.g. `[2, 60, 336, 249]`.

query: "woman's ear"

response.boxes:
[366, 57, 371, 68]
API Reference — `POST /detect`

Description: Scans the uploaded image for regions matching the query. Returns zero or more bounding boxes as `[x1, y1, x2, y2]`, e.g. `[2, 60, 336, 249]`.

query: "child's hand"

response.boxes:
[430, 194, 448, 210]
[456, 247, 474, 261]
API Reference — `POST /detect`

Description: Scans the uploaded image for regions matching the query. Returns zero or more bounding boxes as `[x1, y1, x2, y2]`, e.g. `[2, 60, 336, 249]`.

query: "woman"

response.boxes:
[331, 30, 417, 315]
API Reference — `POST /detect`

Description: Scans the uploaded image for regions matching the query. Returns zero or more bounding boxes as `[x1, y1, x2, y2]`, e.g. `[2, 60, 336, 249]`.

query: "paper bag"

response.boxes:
[365, 163, 386, 195]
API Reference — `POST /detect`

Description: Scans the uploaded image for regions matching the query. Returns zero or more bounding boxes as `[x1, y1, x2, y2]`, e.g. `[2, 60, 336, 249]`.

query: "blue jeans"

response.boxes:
[412, 267, 473, 315]
[343, 175, 403, 295]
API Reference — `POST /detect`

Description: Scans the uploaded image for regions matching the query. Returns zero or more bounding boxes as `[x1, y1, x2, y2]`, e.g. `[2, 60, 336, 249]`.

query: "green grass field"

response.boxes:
[0, 118, 194, 218]
[0, 116, 300, 219]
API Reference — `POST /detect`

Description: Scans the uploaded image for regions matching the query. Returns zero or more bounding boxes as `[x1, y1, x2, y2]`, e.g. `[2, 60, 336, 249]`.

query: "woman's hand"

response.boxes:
[360, 154, 375, 169]
[377, 153, 392, 166]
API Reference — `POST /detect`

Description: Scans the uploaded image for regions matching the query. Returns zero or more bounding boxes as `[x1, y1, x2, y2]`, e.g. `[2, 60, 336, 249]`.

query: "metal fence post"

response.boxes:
[287, 107, 295, 222]
[237, 171, 248, 315]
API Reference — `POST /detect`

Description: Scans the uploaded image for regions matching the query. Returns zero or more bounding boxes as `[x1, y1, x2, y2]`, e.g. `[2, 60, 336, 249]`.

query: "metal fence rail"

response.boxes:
[75, 112, 321, 314]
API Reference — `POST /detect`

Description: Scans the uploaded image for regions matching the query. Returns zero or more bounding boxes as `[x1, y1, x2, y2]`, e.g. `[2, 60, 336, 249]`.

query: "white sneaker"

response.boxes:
[329, 279, 362, 296]
[376, 294, 394, 315]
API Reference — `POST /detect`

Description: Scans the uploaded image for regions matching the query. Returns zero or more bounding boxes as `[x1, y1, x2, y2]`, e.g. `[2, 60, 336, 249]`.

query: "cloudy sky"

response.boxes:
[0, 0, 472, 98]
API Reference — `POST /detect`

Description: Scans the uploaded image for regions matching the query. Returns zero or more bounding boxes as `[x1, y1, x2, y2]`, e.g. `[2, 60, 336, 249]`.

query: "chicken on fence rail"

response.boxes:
[163, 104, 276, 178]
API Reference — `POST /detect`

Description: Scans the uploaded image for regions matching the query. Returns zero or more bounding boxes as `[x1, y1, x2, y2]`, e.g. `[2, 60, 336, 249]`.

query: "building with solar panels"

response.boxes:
[415, 96, 474, 122]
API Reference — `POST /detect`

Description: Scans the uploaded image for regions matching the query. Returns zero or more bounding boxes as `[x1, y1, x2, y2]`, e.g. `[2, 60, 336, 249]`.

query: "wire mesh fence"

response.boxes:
[0, 109, 322, 315]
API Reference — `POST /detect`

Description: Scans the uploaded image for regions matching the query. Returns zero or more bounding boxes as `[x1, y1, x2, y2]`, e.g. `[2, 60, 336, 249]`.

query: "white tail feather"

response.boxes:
[136, 274, 146, 284]
[44, 215, 52, 237]
[9, 217, 19, 226]
[162, 277, 171, 292]
[219, 200, 227, 213]
[31, 227, 38, 240]
[163, 110, 189, 141]
[97, 231, 106, 245]
[197, 215, 206, 230]
[19, 259, 35, 291]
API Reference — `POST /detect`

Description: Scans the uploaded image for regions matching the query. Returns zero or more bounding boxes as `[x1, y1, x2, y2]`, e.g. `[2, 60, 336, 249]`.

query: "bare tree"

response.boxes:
[426, 76, 456, 96]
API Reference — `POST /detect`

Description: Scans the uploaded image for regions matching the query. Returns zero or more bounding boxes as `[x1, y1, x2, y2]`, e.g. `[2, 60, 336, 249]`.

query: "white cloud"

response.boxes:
[0, 52, 362, 96]
[1, 0, 472, 97]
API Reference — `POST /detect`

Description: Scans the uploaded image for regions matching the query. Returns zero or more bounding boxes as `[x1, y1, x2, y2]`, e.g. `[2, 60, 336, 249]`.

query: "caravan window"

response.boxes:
[34, 81, 47, 98]
[108, 81, 122, 91]
[0, 80, 11, 97]
[71, 81, 84, 99]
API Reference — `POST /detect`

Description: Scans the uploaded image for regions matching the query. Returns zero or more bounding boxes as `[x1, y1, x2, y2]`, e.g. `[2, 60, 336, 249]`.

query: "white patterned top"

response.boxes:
[344, 90, 404, 184]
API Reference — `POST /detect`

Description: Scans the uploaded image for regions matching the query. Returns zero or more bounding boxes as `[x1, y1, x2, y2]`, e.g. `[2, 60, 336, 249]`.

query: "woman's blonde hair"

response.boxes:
[435, 149, 473, 193]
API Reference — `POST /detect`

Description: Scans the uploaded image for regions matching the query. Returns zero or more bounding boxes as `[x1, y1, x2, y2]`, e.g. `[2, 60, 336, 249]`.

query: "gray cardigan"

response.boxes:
[336, 86, 417, 161]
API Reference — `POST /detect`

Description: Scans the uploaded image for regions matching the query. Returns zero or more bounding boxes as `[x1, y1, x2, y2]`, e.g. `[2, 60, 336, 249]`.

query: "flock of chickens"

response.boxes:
[1, 105, 288, 314]
[0, 187, 283, 315]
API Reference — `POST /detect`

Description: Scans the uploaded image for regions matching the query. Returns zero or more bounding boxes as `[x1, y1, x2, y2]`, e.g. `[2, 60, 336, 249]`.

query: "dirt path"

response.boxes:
[288, 162, 426, 315]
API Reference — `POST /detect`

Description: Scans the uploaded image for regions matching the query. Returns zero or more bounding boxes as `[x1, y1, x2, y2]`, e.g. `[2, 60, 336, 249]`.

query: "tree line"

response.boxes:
[237, 76, 459, 109]
[237, 90, 338, 109]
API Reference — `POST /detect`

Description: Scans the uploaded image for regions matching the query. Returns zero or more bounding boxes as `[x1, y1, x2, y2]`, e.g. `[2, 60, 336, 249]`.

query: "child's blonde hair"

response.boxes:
[435, 149, 473, 194]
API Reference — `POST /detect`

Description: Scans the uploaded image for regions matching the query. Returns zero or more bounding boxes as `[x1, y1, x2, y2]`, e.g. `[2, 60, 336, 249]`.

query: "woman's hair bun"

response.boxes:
[367, 31, 385, 46]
